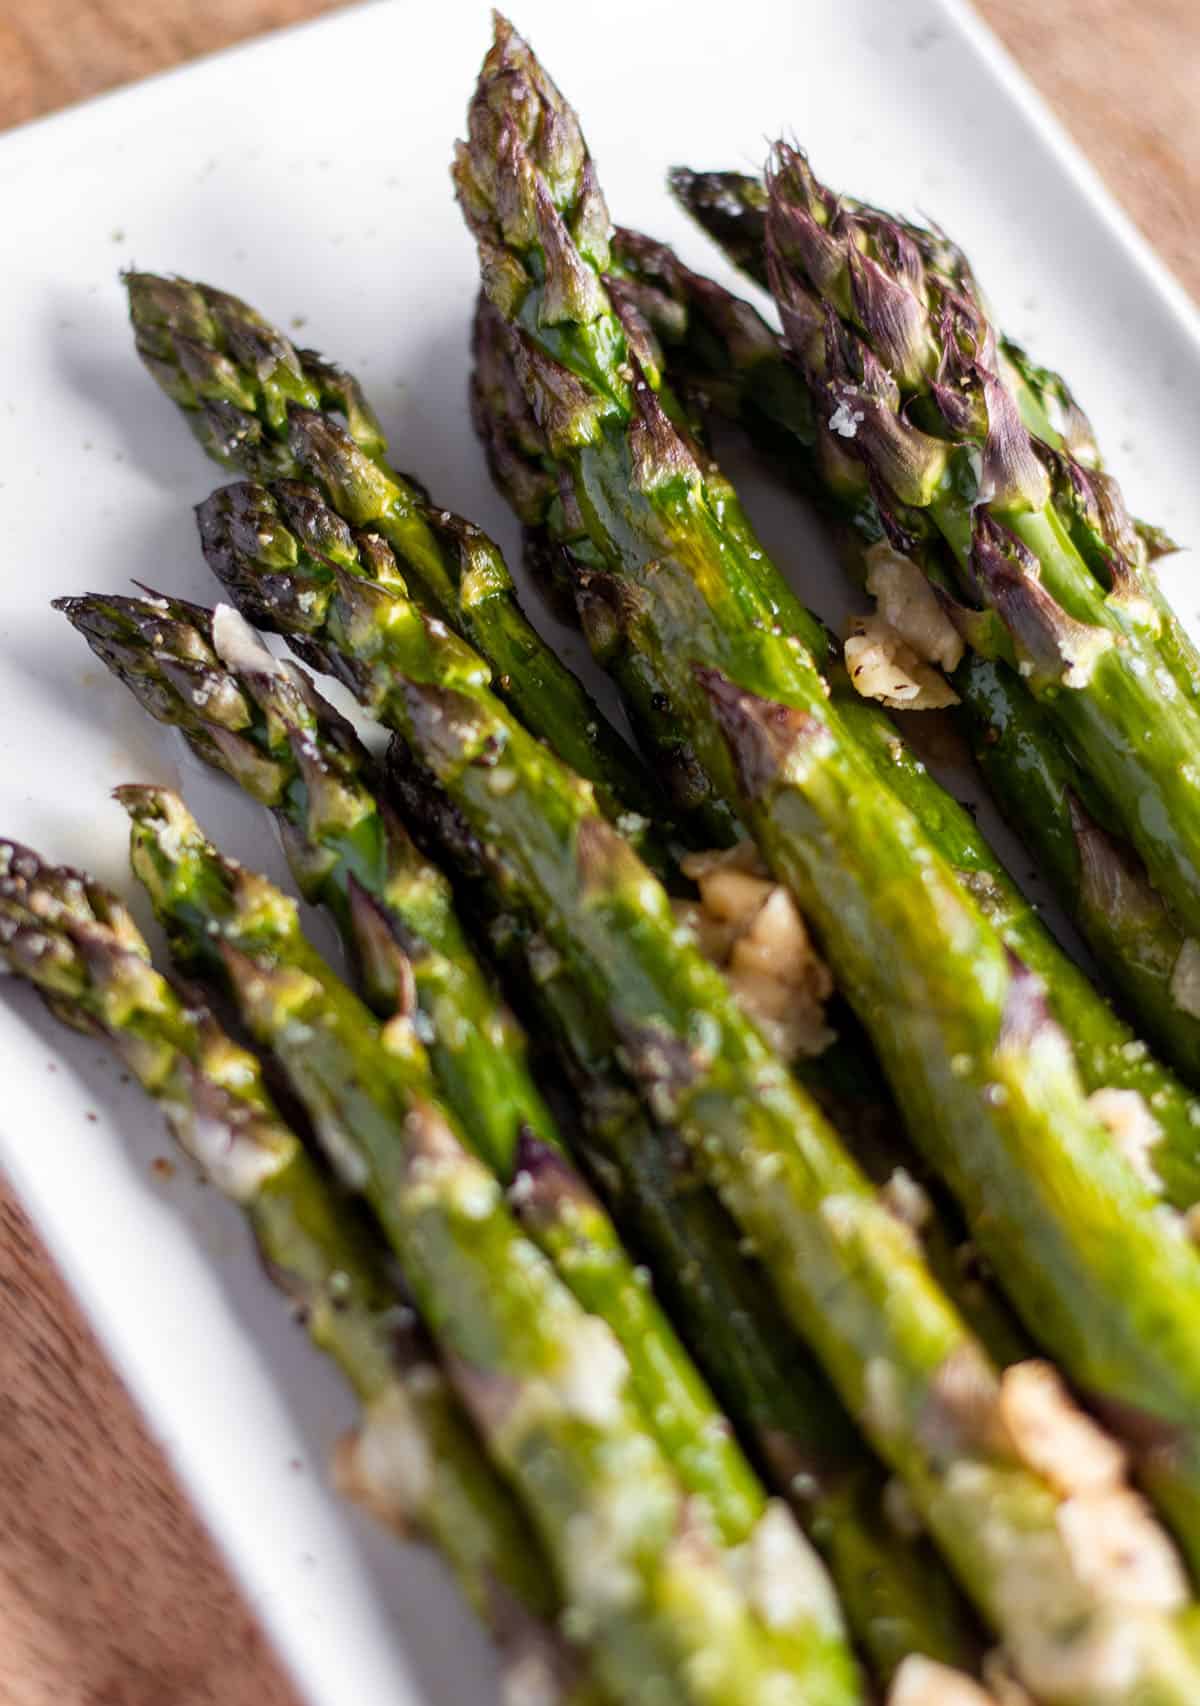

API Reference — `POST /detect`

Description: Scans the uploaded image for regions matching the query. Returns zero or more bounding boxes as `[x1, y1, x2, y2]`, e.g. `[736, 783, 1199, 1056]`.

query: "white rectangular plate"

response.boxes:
[1, 3, 1198, 1703]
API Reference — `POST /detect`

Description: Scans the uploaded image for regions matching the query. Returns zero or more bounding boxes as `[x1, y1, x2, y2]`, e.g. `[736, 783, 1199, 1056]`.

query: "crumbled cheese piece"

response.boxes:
[1011, 1617, 1145, 1701]
[739, 1501, 843, 1633]
[500, 1641, 564, 1706]
[1058, 625, 1115, 690]
[508, 1168, 536, 1207]
[676, 842, 834, 1059]
[845, 615, 960, 710]
[862, 1358, 905, 1444]
[1088, 1087, 1164, 1193]
[212, 603, 289, 679]
[952, 1472, 1137, 1701]
[563, 1458, 666, 1614]
[1170, 937, 1200, 1019]
[881, 1167, 933, 1234]
[998, 1361, 1126, 1496]
[865, 542, 964, 673]
[556, 1316, 629, 1427]
[168, 1099, 283, 1203]
[888, 1654, 999, 1706]
[332, 1386, 437, 1530]
[1057, 1486, 1188, 1611]
[148, 803, 190, 864]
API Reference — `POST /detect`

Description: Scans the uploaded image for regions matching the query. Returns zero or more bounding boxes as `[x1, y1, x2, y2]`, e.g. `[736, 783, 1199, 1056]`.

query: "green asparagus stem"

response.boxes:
[121, 785, 862, 1706]
[387, 740, 988, 1685]
[122, 272, 662, 832]
[467, 286, 743, 851]
[450, 15, 1200, 1600]
[958, 653, 1200, 1204]
[759, 144, 1200, 947]
[666, 171, 771, 289]
[601, 223, 1200, 1192]
[64, 585, 1001, 1687]
[0, 836, 589, 1700]
[57, 587, 774, 1550]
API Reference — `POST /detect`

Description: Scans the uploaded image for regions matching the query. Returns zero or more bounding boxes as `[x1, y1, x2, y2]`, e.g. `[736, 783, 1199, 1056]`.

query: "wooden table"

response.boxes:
[0, 2, 1195, 1701]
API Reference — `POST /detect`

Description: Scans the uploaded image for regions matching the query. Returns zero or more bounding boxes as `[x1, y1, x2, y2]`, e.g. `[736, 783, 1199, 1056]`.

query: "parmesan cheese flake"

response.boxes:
[888, 1654, 999, 1706]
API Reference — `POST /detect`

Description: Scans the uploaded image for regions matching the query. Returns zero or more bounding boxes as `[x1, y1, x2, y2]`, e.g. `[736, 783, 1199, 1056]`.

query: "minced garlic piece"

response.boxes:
[998, 1361, 1126, 1496]
[676, 843, 834, 1059]
[845, 614, 960, 710]
[865, 542, 964, 673]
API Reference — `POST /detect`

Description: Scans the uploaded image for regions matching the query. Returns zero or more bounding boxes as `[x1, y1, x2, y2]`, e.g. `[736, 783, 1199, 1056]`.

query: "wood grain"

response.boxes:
[979, 0, 1199, 299]
[0, 1192, 299, 1706]
[0, 3, 1195, 1703]
[0, 1, 347, 129]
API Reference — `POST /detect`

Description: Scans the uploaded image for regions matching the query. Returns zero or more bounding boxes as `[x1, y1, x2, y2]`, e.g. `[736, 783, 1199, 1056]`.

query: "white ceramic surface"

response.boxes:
[0, 2, 1198, 1702]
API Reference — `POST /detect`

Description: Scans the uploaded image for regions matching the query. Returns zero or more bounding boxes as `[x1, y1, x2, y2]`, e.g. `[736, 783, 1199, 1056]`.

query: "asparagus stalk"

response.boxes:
[758, 144, 1200, 946]
[57, 586, 774, 1550]
[0, 836, 588, 1700]
[387, 739, 989, 1685]
[450, 16, 1200, 1588]
[190, 294, 1200, 1706]
[958, 652, 1200, 1198]
[601, 223, 1200, 1186]
[120, 784, 862, 1706]
[664, 171, 771, 289]
[122, 272, 663, 835]
[467, 289, 743, 851]
[63, 584, 999, 1684]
